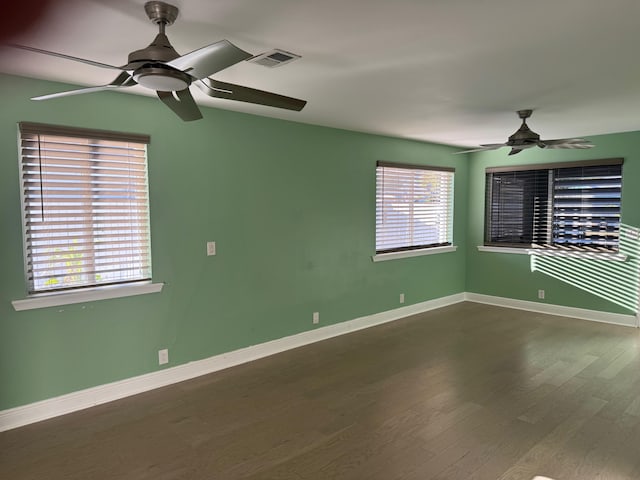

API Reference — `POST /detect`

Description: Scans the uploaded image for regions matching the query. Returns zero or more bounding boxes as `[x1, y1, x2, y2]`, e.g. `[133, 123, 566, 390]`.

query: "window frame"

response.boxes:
[374, 161, 456, 261]
[484, 158, 623, 253]
[13, 122, 162, 310]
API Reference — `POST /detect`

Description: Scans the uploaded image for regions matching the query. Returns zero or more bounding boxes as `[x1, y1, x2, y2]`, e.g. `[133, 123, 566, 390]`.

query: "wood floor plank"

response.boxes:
[496, 395, 608, 480]
[517, 376, 587, 424]
[597, 347, 638, 380]
[625, 395, 640, 417]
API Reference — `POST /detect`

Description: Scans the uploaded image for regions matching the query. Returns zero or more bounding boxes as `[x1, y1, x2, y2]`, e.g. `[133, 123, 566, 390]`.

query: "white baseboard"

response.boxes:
[465, 292, 638, 328]
[0, 293, 465, 432]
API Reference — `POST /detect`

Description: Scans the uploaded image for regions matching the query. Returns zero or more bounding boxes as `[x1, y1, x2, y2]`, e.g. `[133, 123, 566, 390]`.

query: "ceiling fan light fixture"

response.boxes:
[133, 66, 190, 91]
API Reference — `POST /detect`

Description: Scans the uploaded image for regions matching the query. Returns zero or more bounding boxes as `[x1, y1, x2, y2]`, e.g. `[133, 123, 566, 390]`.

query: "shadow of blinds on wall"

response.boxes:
[19, 122, 151, 294]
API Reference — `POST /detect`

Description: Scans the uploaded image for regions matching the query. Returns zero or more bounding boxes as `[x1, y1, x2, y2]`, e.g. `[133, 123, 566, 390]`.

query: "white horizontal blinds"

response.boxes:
[376, 161, 454, 253]
[19, 122, 151, 294]
[552, 163, 622, 250]
[485, 158, 623, 251]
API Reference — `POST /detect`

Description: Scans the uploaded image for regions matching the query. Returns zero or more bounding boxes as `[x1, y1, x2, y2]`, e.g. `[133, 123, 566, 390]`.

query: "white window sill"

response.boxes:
[12, 282, 164, 311]
[477, 245, 627, 262]
[372, 245, 457, 262]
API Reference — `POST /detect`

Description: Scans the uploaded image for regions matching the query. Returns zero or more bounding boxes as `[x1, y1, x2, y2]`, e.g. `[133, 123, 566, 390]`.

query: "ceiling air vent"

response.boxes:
[248, 49, 301, 68]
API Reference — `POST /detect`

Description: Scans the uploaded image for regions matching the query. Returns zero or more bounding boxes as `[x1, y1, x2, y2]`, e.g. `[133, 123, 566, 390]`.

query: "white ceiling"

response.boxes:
[2, 0, 640, 147]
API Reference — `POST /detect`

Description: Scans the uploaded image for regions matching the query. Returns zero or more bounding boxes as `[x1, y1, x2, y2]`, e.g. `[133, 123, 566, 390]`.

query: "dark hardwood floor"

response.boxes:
[2, 302, 640, 479]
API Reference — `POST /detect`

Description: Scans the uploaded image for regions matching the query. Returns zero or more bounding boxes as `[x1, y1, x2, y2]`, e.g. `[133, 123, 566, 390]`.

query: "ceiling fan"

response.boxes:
[8, 1, 307, 121]
[457, 110, 594, 155]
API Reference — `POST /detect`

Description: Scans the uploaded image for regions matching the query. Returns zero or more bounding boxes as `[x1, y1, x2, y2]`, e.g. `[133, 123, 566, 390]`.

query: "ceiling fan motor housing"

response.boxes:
[128, 33, 180, 66]
[129, 32, 190, 91]
[508, 118, 540, 145]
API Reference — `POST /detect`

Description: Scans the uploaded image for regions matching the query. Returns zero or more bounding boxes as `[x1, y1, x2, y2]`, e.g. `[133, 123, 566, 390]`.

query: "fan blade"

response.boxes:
[166, 40, 252, 80]
[508, 148, 523, 156]
[196, 78, 306, 111]
[480, 143, 510, 149]
[455, 147, 493, 154]
[546, 144, 594, 150]
[540, 138, 594, 149]
[157, 89, 203, 121]
[543, 138, 591, 145]
[454, 143, 507, 154]
[32, 72, 136, 101]
[8, 44, 127, 71]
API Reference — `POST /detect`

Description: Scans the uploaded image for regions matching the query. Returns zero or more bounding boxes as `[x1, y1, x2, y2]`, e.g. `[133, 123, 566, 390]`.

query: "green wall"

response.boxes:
[466, 131, 640, 314]
[0, 74, 468, 410]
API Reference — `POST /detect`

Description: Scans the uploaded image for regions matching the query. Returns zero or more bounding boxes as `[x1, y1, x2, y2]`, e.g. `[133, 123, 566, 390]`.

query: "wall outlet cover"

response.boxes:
[158, 348, 169, 365]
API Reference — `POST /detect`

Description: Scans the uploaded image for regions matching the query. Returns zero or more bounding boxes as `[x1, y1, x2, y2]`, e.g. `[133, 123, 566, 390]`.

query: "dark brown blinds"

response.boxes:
[552, 164, 622, 249]
[19, 122, 152, 294]
[485, 159, 622, 251]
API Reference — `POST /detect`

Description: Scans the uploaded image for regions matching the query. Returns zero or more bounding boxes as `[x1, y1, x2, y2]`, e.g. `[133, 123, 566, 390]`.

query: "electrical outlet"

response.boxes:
[312, 312, 320, 324]
[399, 293, 405, 304]
[538, 289, 545, 300]
[207, 241, 216, 256]
[158, 348, 169, 365]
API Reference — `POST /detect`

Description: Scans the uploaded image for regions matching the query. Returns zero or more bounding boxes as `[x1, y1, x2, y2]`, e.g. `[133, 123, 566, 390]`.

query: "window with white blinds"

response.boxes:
[485, 158, 623, 251]
[19, 122, 152, 294]
[376, 161, 455, 253]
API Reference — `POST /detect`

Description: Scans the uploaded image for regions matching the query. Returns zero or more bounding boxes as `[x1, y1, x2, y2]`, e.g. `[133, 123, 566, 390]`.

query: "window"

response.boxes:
[376, 161, 454, 253]
[485, 158, 623, 251]
[19, 122, 152, 294]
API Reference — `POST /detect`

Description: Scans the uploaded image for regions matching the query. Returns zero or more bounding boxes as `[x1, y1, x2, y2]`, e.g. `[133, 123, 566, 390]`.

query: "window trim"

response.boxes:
[485, 157, 623, 173]
[19, 122, 150, 144]
[12, 281, 164, 311]
[17, 122, 154, 297]
[484, 158, 623, 253]
[476, 245, 627, 262]
[377, 160, 455, 173]
[372, 245, 457, 262]
[375, 161, 455, 256]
